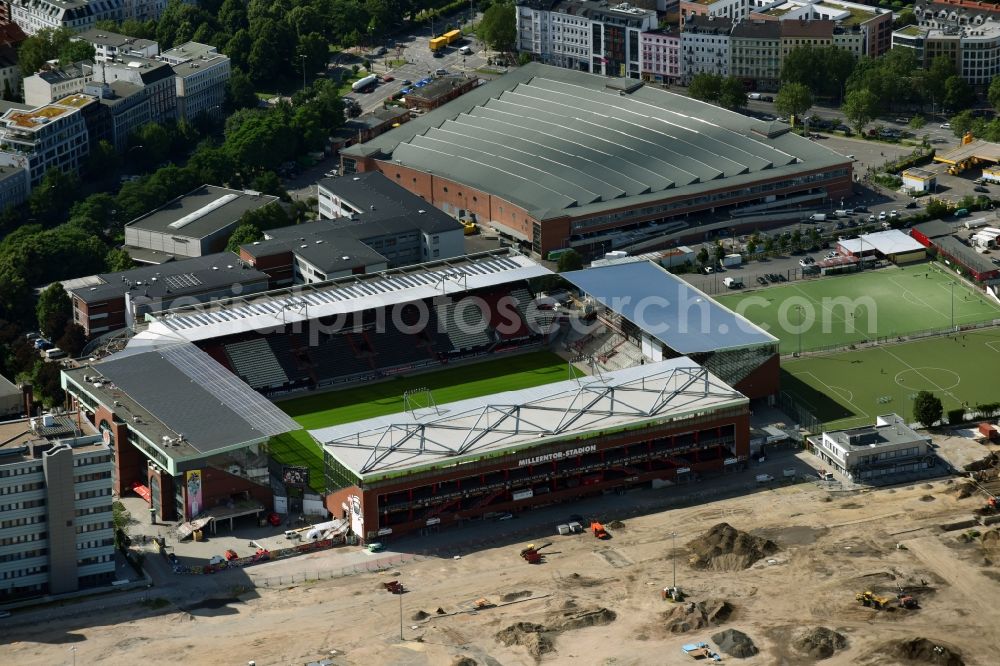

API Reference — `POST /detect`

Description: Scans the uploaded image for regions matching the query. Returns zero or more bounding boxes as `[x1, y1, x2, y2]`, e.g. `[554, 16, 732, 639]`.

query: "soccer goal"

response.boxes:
[403, 387, 440, 416]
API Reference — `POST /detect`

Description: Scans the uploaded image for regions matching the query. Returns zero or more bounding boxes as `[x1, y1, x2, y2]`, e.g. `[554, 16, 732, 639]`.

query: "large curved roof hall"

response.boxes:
[345, 63, 848, 220]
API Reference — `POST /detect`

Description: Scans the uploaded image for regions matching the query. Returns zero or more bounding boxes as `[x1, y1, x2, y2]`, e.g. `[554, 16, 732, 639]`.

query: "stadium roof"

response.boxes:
[64, 342, 299, 463]
[562, 261, 778, 354]
[837, 230, 926, 256]
[130, 250, 550, 344]
[342, 63, 849, 220]
[125, 185, 278, 239]
[316, 357, 747, 480]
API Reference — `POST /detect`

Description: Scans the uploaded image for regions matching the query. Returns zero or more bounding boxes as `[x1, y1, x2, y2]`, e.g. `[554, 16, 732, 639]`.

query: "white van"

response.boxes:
[458, 45, 472, 55]
[809, 213, 827, 222]
[834, 209, 851, 218]
[748, 92, 762, 100]
[44, 347, 66, 360]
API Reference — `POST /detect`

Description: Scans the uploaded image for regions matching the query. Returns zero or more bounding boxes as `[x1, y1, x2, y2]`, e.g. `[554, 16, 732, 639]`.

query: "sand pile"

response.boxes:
[712, 628, 759, 658]
[495, 622, 554, 659]
[451, 657, 477, 666]
[883, 638, 964, 665]
[661, 599, 733, 633]
[411, 610, 430, 621]
[608, 520, 626, 529]
[688, 523, 779, 570]
[549, 607, 616, 631]
[964, 453, 999, 473]
[981, 529, 1000, 555]
[792, 627, 848, 660]
[500, 590, 532, 602]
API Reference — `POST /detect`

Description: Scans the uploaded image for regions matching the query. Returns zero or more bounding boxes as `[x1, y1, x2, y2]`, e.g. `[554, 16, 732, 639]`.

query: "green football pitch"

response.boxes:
[267, 351, 581, 492]
[781, 328, 1000, 430]
[715, 264, 1000, 355]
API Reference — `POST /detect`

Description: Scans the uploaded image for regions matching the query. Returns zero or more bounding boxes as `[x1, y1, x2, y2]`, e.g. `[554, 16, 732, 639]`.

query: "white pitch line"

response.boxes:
[881, 347, 962, 406]
[795, 370, 870, 420]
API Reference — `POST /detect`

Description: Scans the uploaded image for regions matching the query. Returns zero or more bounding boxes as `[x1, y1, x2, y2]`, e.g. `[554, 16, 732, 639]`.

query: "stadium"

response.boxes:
[61, 251, 775, 542]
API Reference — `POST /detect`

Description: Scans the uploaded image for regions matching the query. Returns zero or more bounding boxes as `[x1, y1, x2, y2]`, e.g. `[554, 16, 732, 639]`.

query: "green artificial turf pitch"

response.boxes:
[714, 264, 1000, 355]
[266, 351, 582, 492]
[781, 328, 1000, 430]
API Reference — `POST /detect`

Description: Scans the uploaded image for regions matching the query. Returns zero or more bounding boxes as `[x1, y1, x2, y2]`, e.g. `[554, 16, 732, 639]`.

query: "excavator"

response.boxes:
[519, 542, 552, 564]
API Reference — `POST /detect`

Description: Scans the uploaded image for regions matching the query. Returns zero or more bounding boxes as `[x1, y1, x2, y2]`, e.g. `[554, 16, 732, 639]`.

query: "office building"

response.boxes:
[91, 56, 176, 123]
[22, 61, 93, 107]
[158, 42, 230, 121]
[808, 414, 935, 483]
[0, 94, 90, 189]
[73, 28, 159, 63]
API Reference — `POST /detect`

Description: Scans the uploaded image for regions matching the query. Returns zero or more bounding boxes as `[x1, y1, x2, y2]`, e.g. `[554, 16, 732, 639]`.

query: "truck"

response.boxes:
[755, 474, 775, 484]
[722, 277, 743, 289]
[351, 74, 377, 92]
[965, 218, 989, 229]
[721, 253, 742, 268]
[443, 29, 462, 45]
[809, 213, 827, 222]
[429, 36, 448, 51]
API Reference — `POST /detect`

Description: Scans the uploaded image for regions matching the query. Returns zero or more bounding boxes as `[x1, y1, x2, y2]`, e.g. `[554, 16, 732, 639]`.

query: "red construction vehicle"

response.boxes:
[384, 580, 405, 594]
[591, 522, 609, 539]
[519, 543, 550, 564]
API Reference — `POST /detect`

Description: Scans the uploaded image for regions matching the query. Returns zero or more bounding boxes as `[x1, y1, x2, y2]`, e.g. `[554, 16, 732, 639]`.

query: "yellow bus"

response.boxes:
[429, 36, 447, 51]
[443, 29, 461, 45]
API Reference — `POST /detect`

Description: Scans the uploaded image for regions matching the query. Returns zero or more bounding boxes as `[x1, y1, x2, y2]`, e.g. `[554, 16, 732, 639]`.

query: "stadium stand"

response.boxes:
[224, 339, 289, 389]
[435, 298, 493, 351]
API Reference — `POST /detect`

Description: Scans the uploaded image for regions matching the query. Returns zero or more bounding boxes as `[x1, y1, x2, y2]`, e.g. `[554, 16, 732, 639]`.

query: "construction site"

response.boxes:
[4, 435, 1000, 665]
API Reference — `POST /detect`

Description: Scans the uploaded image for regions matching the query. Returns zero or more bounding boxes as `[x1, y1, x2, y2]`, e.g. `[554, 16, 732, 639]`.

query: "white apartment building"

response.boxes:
[92, 57, 176, 122]
[0, 94, 90, 189]
[0, 427, 115, 601]
[681, 15, 733, 81]
[517, 0, 656, 78]
[22, 61, 93, 106]
[8, 0, 123, 36]
[680, 0, 772, 24]
[74, 29, 159, 63]
[158, 42, 231, 120]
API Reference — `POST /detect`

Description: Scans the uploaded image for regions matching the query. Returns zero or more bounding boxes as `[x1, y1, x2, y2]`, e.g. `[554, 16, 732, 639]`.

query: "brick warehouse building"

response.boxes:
[340, 62, 853, 258]
[316, 358, 750, 542]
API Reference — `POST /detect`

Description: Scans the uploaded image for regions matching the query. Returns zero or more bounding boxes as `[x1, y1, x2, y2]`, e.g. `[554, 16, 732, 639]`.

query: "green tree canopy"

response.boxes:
[105, 248, 135, 273]
[226, 222, 264, 253]
[29, 169, 80, 226]
[17, 28, 93, 75]
[556, 248, 584, 272]
[913, 390, 943, 428]
[842, 88, 879, 134]
[775, 82, 814, 121]
[56, 323, 87, 357]
[943, 75, 974, 113]
[718, 77, 747, 111]
[479, 1, 517, 52]
[36, 282, 71, 340]
[688, 73, 723, 103]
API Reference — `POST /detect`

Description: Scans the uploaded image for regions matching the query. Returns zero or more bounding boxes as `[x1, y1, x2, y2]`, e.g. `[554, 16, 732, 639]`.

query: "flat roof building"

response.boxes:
[0, 94, 90, 189]
[74, 28, 159, 62]
[124, 185, 279, 260]
[836, 229, 927, 264]
[341, 63, 852, 257]
[808, 413, 935, 483]
[63, 251, 271, 338]
[159, 42, 230, 121]
[0, 416, 115, 601]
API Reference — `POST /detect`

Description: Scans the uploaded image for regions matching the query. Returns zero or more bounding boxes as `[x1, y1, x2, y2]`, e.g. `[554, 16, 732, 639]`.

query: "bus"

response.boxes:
[443, 29, 462, 45]
[429, 36, 447, 51]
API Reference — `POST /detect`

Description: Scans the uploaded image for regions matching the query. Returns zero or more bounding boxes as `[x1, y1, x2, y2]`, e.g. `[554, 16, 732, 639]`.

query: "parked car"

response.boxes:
[868, 214, 876, 223]
[435, 68, 448, 75]
[209, 555, 226, 565]
[267, 512, 282, 526]
[905, 201, 919, 209]
[853, 206, 867, 213]
[402, 79, 412, 85]
[975, 185, 990, 193]
[940, 122, 952, 129]
[890, 210, 899, 219]
[878, 211, 887, 221]
[757, 276, 768, 285]
[381, 75, 394, 82]
[776, 274, 787, 282]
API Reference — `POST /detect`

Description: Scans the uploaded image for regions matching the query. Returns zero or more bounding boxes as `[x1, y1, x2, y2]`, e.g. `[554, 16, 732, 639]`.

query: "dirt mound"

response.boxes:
[496, 622, 553, 659]
[501, 590, 533, 602]
[948, 482, 975, 499]
[661, 599, 733, 634]
[688, 523, 779, 571]
[964, 452, 999, 473]
[712, 628, 759, 658]
[451, 657, 478, 666]
[411, 610, 430, 621]
[607, 520, 626, 529]
[920, 495, 936, 502]
[792, 627, 848, 660]
[563, 572, 602, 587]
[549, 607, 616, 631]
[981, 530, 1000, 553]
[884, 638, 964, 665]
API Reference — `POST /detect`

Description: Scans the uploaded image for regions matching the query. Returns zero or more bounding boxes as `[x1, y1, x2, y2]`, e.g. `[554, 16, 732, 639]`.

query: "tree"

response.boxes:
[696, 246, 709, 266]
[226, 222, 264, 252]
[842, 88, 878, 135]
[718, 77, 747, 111]
[59, 40, 95, 66]
[29, 168, 80, 225]
[56, 323, 87, 357]
[909, 115, 926, 130]
[556, 248, 583, 272]
[894, 8, 917, 28]
[83, 139, 120, 178]
[296, 32, 328, 84]
[763, 236, 775, 254]
[943, 75, 974, 113]
[17, 27, 77, 75]
[113, 501, 132, 550]
[775, 82, 813, 122]
[478, 1, 516, 52]
[925, 197, 950, 219]
[746, 239, 757, 255]
[913, 390, 943, 428]
[36, 282, 71, 340]
[225, 68, 259, 112]
[989, 76, 1000, 114]
[926, 55, 956, 107]
[105, 248, 135, 273]
[688, 73, 723, 103]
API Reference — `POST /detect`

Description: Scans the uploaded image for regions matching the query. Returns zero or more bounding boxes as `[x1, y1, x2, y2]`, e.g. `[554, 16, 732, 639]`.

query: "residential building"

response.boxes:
[913, 0, 1000, 28]
[86, 80, 148, 150]
[73, 28, 159, 63]
[681, 15, 733, 82]
[753, 0, 893, 56]
[681, 0, 767, 24]
[808, 414, 934, 483]
[124, 185, 279, 260]
[0, 164, 28, 210]
[0, 416, 115, 601]
[730, 19, 781, 89]
[517, 0, 657, 78]
[892, 17, 1000, 84]
[8, 0, 123, 36]
[63, 252, 271, 337]
[22, 61, 93, 106]
[0, 94, 90, 189]
[403, 74, 479, 111]
[641, 27, 682, 83]
[779, 18, 834, 58]
[158, 42, 229, 121]
[91, 56, 176, 123]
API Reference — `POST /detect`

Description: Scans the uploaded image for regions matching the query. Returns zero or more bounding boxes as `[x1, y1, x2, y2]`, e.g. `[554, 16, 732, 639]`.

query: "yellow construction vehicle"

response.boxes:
[856, 591, 892, 609]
